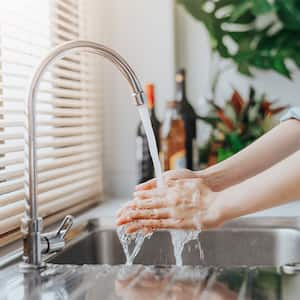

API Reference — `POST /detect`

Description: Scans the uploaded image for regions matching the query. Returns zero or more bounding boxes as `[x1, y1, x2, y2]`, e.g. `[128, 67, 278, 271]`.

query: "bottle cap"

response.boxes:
[176, 69, 186, 83]
[146, 84, 155, 109]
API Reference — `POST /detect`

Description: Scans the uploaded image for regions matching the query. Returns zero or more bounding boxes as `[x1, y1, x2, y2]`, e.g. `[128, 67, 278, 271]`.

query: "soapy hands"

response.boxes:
[117, 170, 224, 234]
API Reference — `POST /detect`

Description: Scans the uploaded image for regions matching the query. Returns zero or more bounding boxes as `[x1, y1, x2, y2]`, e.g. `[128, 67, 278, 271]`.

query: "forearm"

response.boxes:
[200, 119, 300, 190]
[218, 149, 300, 222]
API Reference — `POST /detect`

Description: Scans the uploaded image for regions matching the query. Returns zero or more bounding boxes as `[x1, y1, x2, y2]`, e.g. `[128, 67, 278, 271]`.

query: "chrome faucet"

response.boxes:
[21, 40, 145, 269]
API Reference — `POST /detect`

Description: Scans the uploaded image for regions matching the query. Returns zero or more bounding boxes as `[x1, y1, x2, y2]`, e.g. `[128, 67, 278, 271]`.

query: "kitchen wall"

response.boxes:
[90, 1, 300, 198]
[89, 0, 176, 197]
[175, 5, 300, 109]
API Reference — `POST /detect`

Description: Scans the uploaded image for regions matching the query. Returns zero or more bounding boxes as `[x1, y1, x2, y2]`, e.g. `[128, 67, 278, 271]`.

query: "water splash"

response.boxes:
[117, 104, 164, 265]
[137, 104, 163, 187]
[170, 230, 202, 266]
[117, 226, 152, 265]
[118, 105, 205, 266]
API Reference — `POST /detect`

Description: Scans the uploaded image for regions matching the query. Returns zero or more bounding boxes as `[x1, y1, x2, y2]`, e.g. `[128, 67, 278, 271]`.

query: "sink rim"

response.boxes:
[3, 216, 300, 269]
[47, 216, 300, 267]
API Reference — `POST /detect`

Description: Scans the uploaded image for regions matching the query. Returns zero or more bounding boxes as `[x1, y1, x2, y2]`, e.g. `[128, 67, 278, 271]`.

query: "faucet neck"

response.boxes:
[22, 40, 145, 268]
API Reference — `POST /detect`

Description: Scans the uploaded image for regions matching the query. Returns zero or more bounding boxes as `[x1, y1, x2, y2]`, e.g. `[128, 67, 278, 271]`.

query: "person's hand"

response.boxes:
[135, 169, 199, 191]
[117, 178, 225, 234]
[135, 168, 224, 193]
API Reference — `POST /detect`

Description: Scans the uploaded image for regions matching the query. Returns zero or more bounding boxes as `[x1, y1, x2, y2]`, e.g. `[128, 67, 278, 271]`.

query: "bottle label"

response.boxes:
[170, 150, 186, 170]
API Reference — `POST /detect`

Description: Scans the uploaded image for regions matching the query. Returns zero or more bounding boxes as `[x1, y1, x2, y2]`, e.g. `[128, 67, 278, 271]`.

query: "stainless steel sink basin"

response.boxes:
[49, 217, 300, 267]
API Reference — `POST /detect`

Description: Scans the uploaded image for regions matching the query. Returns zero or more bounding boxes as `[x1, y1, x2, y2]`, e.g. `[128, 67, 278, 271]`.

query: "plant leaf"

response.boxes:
[252, 0, 274, 15]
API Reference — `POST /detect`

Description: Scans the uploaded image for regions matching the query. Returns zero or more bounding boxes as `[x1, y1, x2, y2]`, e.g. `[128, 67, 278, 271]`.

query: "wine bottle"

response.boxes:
[136, 84, 160, 183]
[160, 100, 186, 171]
[176, 69, 198, 170]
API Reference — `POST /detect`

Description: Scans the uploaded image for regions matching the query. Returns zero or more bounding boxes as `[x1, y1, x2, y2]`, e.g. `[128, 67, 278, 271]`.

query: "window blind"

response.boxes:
[0, 0, 103, 246]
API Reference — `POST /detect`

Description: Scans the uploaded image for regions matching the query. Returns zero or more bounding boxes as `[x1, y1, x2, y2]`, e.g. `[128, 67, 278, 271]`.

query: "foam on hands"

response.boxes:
[118, 104, 163, 265]
[118, 104, 203, 265]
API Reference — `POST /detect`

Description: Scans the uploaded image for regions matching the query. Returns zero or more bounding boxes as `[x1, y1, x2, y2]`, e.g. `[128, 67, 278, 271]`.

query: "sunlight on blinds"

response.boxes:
[0, 0, 103, 245]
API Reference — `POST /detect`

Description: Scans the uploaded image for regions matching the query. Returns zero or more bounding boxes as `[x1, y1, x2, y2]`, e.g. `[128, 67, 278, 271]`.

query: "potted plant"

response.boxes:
[199, 87, 288, 166]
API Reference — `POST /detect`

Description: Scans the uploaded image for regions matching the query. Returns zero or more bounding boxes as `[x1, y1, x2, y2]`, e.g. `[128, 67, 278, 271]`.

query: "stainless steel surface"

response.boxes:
[41, 215, 74, 254]
[2, 217, 300, 299]
[22, 40, 146, 269]
[0, 263, 287, 300]
[49, 217, 300, 267]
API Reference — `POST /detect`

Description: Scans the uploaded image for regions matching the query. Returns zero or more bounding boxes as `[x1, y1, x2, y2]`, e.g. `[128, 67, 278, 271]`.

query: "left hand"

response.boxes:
[117, 178, 224, 234]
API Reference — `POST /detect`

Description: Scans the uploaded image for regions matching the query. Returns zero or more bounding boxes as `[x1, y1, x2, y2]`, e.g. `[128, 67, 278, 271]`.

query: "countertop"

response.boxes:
[2, 198, 300, 299]
[1, 263, 298, 299]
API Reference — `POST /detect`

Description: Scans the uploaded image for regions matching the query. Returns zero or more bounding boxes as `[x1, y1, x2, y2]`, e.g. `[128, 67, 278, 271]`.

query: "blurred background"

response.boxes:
[101, 0, 300, 197]
[0, 0, 300, 246]
[0, 0, 300, 200]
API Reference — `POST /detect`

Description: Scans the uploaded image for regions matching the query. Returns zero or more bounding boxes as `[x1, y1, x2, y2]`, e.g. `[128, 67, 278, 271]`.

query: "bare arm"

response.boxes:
[136, 119, 300, 193]
[118, 149, 300, 232]
[201, 119, 300, 191]
[218, 149, 300, 222]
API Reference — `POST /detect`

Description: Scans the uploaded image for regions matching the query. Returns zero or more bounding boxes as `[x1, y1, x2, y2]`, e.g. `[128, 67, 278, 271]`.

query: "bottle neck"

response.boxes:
[167, 107, 180, 119]
[176, 80, 187, 102]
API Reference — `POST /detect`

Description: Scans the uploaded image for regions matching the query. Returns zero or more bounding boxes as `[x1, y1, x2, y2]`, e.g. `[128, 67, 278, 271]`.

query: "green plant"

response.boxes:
[177, 0, 300, 79]
[199, 87, 288, 164]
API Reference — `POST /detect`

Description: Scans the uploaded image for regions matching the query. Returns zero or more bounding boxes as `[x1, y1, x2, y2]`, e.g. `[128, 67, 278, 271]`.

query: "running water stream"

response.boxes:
[118, 104, 203, 265]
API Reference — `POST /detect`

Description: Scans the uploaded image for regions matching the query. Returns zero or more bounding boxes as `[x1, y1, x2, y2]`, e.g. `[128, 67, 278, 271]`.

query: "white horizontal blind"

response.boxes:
[0, 0, 103, 245]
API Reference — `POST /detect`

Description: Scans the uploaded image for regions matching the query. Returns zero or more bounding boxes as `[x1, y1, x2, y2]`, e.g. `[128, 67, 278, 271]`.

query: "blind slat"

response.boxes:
[57, 0, 78, 16]
[53, 8, 79, 25]
[0, 135, 99, 154]
[0, 198, 99, 246]
[0, 0, 103, 242]
[0, 187, 100, 235]
[0, 97, 96, 107]
[0, 150, 100, 181]
[0, 143, 98, 168]
[0, 118, 98, 127]
[0, 127, 97, 141]
[0, 159, 100, 206]
[0, 175, 101, 220]
[0, 107, 100, 117]
[52, 18, 78, 35]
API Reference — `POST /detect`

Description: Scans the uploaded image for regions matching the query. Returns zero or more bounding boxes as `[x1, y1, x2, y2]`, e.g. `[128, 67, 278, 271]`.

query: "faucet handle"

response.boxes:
[56, 215, 74, 239]
[41, 215, 74, 255]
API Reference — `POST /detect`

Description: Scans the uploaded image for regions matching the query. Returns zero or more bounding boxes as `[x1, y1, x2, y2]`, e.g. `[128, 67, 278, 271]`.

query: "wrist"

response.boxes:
[196, 165, 229, 191]
[216, 182, 253, 224]
[214, 189, 234, 224]
[200, 189, 230, 229]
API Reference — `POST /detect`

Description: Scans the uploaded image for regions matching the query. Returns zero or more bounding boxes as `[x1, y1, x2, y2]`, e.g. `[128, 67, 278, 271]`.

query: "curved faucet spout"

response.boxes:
[22, 40, 146, 268]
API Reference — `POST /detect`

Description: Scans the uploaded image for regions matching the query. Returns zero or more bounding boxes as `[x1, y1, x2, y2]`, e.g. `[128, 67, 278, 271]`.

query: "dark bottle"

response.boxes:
[136, 84, 161, 183]
[176, 69, 198, 170]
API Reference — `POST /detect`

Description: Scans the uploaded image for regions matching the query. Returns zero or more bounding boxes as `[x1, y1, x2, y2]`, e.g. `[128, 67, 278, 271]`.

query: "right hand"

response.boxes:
[135, 169, 199, 191]
[117, 177, 224, 233]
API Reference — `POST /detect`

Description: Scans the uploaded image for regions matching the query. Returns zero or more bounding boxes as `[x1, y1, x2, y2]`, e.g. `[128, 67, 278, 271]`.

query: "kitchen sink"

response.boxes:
[49, 217, 300, 267]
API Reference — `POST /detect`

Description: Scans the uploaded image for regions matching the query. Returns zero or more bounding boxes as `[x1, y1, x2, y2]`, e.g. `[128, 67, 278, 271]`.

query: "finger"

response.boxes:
[128, 198, 166, 210]
[135, 178, 157, 191]
[116, 201, 135, 217]
[135, 171, 180, 191]
[116, 198, 156, 220]
[134, 188, 165, 200]
[126, 219, 194, 233]
[117, 208, 171, 226]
